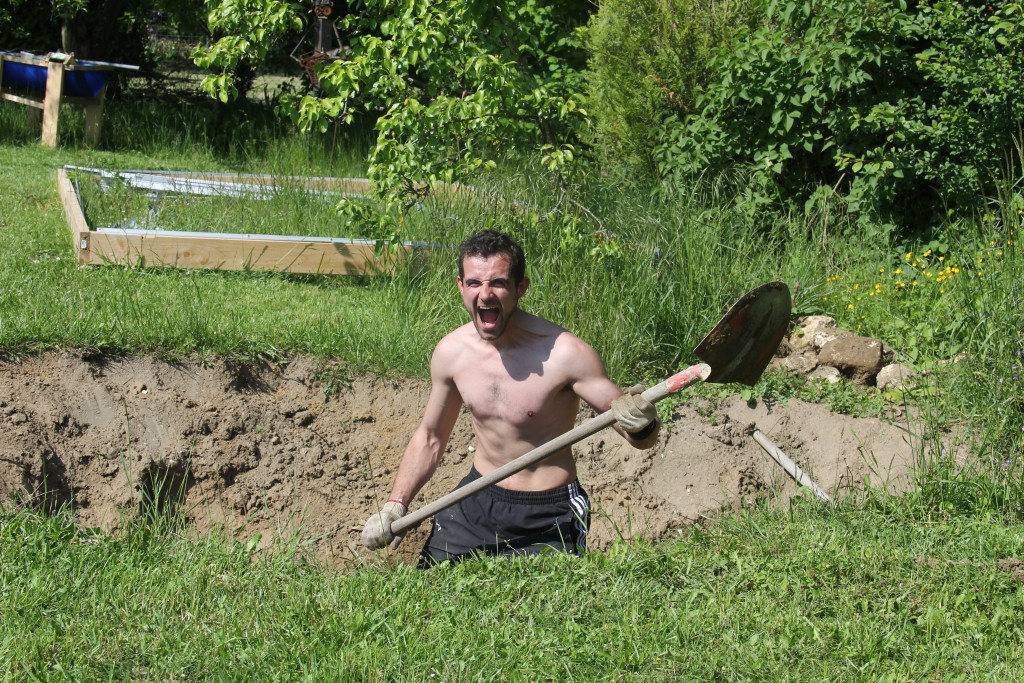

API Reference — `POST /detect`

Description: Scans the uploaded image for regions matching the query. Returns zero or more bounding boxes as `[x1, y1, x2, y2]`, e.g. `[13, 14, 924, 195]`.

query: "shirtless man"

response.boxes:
[361, 230, 659, 564]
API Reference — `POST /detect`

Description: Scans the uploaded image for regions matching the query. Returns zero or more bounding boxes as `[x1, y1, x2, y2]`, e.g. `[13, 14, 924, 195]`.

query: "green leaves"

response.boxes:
[193, 0, 303, 101]
[584, 0, 764, 184]
[196, 0, 591, 216]
[656, 0, 1024, 232]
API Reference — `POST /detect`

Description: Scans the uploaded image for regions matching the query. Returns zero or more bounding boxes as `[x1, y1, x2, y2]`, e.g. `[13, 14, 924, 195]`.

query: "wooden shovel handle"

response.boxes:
[391, 362, 711, 536]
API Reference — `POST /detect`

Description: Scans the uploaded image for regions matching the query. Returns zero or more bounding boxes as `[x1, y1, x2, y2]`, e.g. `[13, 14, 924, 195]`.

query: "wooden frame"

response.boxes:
[58, 167, 432, 276]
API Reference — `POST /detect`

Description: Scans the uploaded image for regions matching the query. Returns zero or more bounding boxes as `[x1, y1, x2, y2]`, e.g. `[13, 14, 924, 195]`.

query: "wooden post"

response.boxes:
[84, 89, 105, 145]
[41, 60, 66, 147]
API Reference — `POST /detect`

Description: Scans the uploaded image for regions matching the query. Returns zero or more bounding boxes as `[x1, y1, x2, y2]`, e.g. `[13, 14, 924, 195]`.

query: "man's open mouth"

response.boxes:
[479, 306, 500, 326]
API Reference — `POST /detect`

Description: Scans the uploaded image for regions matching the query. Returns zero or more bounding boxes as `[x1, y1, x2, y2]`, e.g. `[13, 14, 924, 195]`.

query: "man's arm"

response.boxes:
[566, 338, 659, 449]
[361, 339, 464, 549]
[387, 341, 464, 506]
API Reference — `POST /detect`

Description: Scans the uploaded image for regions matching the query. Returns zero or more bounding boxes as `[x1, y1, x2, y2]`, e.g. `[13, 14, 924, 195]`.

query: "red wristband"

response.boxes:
[387, 498, 406, 506]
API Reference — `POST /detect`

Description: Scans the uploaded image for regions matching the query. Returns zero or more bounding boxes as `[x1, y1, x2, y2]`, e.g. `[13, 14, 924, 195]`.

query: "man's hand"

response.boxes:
[611, 385, 658, 436]
[361, 500, 407, 550]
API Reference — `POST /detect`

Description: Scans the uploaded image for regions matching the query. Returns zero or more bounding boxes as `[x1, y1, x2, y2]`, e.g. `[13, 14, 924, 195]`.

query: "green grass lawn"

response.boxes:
[2, 94, 1024, 680]
[3, 500, 1022, 681]
[0, 143, 442, 374]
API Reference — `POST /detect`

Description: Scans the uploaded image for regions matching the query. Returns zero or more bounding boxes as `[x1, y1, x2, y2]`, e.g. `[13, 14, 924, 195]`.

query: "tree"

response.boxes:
[584, 0, 764, 185]
[195, 0, 592, 207]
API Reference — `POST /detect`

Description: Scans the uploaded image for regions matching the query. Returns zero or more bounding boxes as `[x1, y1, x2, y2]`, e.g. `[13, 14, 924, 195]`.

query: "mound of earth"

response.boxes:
[0, 353, 921, 566]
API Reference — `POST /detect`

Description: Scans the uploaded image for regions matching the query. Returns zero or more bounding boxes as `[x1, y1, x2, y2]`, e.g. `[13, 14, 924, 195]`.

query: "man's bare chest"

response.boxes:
[455, 363, 572, 424]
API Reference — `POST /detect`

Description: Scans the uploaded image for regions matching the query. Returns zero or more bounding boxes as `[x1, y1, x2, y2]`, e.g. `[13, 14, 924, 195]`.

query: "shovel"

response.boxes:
[390, 280, 792, 538]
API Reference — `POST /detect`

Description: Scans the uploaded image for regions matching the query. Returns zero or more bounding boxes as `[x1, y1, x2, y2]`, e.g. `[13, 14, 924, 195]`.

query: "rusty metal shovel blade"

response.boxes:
[694, 281, 792, 386]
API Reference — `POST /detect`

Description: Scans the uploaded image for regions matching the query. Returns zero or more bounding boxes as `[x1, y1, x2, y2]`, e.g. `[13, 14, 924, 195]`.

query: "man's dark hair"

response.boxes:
[457, 230, 526, 285]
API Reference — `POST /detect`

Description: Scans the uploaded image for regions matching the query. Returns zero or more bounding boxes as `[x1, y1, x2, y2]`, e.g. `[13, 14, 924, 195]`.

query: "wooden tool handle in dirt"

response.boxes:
[751, 429, 833, 504]
[391, 362, 712, 535]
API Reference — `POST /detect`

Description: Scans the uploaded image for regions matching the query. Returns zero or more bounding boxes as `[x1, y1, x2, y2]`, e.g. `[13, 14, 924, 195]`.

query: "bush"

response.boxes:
[583, 0, 764, 185]
[656, 0, 1024, 233]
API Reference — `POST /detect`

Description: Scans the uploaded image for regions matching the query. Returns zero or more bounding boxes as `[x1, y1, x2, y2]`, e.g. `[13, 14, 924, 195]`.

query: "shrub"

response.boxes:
[656, 0, 1024, 233]
[583, 0, 765, 185]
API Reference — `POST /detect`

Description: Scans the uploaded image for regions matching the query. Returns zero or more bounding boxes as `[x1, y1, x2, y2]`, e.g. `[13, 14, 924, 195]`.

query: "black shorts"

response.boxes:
[418, 467, 590, 567]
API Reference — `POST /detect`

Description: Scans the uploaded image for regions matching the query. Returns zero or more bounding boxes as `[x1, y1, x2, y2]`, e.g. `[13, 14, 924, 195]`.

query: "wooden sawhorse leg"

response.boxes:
[41, 61, 66, 147]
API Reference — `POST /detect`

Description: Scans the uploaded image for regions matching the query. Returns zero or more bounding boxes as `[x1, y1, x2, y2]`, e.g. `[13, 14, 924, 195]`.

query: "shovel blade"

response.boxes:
[693, 281, 792, 386]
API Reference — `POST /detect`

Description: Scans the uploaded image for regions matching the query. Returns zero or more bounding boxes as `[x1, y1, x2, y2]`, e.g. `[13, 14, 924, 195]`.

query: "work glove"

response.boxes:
[361, 500, 407, 550]
[611, 384, 658, 435]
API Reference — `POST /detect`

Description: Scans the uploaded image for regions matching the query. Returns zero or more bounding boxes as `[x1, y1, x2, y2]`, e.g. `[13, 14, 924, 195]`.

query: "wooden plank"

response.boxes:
[41, 61, 65, 147]
[96, 227, 433, 247]
[64, 166, 486, 206]
[66, 167, 375, 199]
[80, 231, 417, 276]
[1, 53, 47, 67]
[57, 168, 92, 265]
[58, 166, 434, 276]
[1, 52, 137, 72]
[1, 92, 45, 108]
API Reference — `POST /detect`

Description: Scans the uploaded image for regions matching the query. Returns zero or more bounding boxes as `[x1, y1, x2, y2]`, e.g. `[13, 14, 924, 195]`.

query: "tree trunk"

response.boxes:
[60, 0, 132, 61]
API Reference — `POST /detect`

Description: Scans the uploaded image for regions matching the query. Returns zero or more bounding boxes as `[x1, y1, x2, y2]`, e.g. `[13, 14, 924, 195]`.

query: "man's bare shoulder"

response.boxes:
[541, 322, 605, 377]
[431, 323, 476, 366]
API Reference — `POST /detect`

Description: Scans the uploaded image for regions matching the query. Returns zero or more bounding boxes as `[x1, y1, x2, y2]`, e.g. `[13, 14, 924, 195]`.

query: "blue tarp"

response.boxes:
[1, 54, 111, 98]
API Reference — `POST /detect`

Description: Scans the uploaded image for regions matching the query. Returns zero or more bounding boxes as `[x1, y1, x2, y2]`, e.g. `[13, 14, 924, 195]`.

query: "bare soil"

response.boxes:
[0, 352, 921, 567]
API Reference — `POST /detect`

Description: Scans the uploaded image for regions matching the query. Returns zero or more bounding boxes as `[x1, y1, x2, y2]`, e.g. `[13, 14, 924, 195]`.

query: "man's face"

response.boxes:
[457, 254, 529, 341]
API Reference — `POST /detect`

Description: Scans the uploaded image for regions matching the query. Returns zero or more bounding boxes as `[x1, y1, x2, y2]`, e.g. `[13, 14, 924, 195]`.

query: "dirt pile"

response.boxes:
[0, 352, 921, 566]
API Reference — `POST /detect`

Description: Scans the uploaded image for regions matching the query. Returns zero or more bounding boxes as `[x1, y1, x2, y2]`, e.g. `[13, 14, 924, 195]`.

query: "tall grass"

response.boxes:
[0, 112, 824, 382]
[905, 141, 1024, 519]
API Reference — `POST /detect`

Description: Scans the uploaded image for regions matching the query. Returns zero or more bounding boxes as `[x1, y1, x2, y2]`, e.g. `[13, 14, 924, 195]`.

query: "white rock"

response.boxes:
[782, 350, 818, 374]
[808, 366, 843, 383]
[876, 363, 915, 390]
